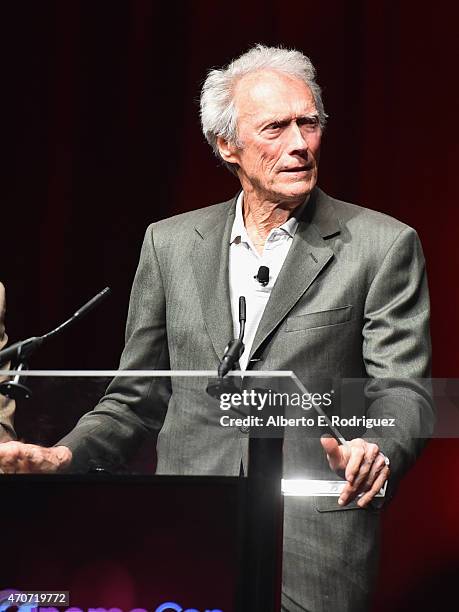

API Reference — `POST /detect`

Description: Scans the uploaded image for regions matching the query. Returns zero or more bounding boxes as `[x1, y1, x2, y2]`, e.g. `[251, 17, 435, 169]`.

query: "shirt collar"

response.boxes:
[230, 191, 309, 244]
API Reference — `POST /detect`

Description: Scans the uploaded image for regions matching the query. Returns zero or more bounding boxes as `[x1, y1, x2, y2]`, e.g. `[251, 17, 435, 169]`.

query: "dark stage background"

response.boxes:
[1, 1, 458, 610]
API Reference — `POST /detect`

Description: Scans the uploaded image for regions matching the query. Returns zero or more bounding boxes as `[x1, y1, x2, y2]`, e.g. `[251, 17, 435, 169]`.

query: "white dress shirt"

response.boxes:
[229, 191, 307, 370]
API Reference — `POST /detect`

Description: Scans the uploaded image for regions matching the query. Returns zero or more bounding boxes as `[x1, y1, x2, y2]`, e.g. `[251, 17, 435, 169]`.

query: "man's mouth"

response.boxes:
[282, 165, 313, 172]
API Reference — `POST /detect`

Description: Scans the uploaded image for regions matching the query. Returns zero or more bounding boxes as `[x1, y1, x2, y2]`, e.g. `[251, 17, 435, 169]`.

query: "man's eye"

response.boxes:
[299, 117, 319, 128]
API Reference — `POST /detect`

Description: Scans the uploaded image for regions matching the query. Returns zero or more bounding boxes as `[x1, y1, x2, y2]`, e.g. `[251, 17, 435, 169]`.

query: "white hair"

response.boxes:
[200, 44, 327, 173]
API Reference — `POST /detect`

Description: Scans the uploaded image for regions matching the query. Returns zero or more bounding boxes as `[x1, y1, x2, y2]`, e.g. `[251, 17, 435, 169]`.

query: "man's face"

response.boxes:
[220, 70, 322, 207]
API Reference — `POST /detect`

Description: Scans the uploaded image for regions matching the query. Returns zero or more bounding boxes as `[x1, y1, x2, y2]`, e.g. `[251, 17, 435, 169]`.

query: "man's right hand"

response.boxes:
[0, 441, 72, 473]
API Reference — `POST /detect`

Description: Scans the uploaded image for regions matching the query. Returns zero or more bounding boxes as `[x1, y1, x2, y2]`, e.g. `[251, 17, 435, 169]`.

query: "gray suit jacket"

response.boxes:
[60, 187, 432, 611]
[61, 186, 432, 476]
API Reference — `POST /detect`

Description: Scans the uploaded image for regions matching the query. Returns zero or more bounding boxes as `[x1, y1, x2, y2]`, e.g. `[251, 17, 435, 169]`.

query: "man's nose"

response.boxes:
[287, 123, 308, 154]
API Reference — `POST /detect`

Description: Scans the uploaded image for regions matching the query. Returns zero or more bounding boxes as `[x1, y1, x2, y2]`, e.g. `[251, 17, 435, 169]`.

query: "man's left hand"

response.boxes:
[320, 437, 390, 507]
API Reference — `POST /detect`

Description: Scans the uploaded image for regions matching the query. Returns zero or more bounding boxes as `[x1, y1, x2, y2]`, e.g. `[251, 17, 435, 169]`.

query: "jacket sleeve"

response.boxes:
[362, 226, 434, 496]
[58, 225, 171, 471]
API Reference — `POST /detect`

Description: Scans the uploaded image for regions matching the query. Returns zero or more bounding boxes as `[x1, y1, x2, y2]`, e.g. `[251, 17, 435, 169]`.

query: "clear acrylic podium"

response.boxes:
[0, 368, 410, 612]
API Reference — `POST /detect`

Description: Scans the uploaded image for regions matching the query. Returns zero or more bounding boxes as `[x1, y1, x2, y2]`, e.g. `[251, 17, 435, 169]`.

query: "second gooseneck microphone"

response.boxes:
[0, 287, 111, 368]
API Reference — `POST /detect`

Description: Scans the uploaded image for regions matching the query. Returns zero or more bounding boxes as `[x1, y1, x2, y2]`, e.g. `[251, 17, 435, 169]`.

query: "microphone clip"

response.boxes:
[254, 266, 269, 287]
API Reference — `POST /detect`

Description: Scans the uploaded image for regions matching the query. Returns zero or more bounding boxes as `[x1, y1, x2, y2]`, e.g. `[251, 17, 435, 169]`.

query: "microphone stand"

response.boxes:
[205, 294, 283, 609]
[0, 287, 111, 400]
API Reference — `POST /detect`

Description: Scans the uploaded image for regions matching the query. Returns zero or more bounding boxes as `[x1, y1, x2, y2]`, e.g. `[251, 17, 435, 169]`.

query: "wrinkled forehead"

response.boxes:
[233, 70, 316, 123]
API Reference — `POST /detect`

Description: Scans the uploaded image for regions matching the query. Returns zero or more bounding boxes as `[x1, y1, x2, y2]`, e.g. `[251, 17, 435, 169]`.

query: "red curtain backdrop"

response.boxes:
[1, 1, 458, 609]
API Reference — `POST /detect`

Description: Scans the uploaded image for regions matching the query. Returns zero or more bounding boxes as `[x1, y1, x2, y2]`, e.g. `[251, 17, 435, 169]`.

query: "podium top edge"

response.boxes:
[0, 369, 296, 377]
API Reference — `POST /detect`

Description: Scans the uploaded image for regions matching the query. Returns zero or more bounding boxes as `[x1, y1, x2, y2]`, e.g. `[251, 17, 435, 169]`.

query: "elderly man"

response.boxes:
[0, 46, 432, 611]
[0, 283, 16, 442]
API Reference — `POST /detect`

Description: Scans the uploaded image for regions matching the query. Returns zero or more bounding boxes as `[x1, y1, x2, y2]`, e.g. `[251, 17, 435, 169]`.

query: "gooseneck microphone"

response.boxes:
[218, 296, 246, 378]
[0, 287, 111, 368]
[254, 266, 269, 286]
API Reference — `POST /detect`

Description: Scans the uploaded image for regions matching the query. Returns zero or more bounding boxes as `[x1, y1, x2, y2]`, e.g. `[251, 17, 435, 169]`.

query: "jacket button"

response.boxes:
[239, 425, 250, 434]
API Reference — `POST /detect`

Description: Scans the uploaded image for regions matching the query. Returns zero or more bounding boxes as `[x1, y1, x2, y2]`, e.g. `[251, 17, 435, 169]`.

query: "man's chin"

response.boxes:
[252, 176, 317, 205]
[280, 180, 316, 201]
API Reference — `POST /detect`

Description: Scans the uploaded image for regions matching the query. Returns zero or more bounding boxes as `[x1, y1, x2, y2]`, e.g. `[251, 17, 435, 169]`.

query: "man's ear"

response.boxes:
[217, 136, 240, 165]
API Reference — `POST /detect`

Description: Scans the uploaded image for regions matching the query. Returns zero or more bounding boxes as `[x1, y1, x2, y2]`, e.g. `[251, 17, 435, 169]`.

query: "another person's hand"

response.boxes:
[320, 437, 390, 508]
[0, 441, 72, 473]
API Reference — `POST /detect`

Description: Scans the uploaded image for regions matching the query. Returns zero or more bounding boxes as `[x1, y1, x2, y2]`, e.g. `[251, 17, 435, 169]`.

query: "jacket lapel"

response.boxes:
[191, 196, 237, 361]
[248, 188, 341, 363]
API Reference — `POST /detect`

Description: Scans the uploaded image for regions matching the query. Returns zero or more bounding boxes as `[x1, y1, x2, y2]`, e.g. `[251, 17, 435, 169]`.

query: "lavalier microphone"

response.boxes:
[254, 266, 269, 286]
